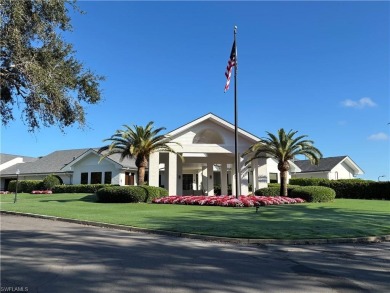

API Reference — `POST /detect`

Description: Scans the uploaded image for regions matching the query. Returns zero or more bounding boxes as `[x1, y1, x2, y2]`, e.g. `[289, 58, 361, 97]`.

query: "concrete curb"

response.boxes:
[2, 210, 389, 245]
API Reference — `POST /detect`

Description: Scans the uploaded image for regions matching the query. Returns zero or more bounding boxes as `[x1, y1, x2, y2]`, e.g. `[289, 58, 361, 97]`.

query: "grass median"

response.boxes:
[1, 193, 389, 239]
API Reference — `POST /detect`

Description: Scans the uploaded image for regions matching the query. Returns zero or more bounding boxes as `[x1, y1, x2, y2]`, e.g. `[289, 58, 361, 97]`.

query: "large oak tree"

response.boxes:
[0, 0, 104, 131]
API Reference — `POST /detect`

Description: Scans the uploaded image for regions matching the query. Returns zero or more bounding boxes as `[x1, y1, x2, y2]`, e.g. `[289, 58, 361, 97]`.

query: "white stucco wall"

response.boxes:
[169, 120, 254, 154]
[71, 153, 122, 185]
[330, 161, 355, 179]
[291, 171, 329, 179]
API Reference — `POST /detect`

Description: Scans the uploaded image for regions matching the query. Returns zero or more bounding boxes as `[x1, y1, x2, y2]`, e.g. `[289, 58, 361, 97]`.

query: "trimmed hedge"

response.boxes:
[8, 180, 44, 193]
[96, 186, 146, 203]
[289, 178, 330, 186]
[255, 185, 300, 197]
[43, 175, 60, 190]
[139, 185, 168, 203]
[96, 185, 168, 203]
[254, 187, 280, 196]
[290, 178, 389, 200]
[52, 184, 113, 193]
[290, 186, 336, 203]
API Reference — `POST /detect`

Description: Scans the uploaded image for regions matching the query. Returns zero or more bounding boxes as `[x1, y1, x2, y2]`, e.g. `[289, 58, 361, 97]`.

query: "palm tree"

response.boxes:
[99, 121, 180, 185]
[243, 129, 323, 196]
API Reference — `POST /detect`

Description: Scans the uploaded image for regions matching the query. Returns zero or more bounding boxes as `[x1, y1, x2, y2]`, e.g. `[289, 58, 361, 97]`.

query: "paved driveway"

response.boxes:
[1, 214, 389, 293]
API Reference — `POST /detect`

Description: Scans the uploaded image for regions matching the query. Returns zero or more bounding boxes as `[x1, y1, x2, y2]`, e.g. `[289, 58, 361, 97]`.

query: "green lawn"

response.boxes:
[1, 193, 389, 239]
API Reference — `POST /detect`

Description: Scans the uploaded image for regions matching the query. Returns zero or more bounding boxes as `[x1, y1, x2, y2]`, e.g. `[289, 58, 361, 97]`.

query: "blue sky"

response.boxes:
[1, 1, 389, 181]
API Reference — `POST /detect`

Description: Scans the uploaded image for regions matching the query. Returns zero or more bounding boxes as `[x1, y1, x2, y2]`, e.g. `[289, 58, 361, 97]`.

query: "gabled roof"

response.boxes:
[61, 149, 137, 171]
[0, 149, 91, 175]
[294, 156, 364, 175]
[167, 113, 261, 143]
[0, 153, 37, 164]
[0, 148, 137, 176]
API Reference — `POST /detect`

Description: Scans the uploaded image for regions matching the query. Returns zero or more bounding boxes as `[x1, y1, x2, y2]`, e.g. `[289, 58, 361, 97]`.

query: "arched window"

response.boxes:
[193, 129, 224, 144]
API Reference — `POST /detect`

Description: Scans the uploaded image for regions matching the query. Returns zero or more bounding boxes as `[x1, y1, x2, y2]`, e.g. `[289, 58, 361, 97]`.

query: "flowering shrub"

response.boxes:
[0, 191, 9, 194]
[31, 190, 53, 194]
[152, 195, 304, 207]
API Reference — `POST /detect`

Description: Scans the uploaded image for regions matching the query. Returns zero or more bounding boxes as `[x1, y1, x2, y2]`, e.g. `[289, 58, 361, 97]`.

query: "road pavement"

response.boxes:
[1, 214, 389, 293]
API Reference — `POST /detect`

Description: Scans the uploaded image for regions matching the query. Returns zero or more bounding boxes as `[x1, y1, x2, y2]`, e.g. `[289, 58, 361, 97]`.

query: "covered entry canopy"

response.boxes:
[148, 113, 269, 196]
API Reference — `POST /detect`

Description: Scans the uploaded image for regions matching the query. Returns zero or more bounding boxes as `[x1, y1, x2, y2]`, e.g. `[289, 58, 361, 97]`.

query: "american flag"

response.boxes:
[224, 40, 236, 93]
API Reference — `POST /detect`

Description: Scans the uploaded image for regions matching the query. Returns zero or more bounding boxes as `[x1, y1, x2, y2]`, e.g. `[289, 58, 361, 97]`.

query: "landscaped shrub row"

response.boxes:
[96, 186, 168, 203]
[254, 187, 280, 196]
[289, 178, 390, 200]
[255, 185, 336, 202]
[290, 186, 336, 203]
[52, 184, 113, 193]
[8, 180, 44, 193]
[255, 185, 301, 197]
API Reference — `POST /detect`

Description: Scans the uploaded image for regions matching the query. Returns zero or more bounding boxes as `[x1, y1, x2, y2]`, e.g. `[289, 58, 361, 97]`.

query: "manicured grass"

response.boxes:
[1, 193, 389, 239]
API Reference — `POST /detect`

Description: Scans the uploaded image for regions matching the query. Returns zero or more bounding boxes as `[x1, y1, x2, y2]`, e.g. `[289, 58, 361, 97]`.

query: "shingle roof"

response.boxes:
[0, 153, 37, 164]
[294, 156, 348, 173]
[0, 148, 137, 176]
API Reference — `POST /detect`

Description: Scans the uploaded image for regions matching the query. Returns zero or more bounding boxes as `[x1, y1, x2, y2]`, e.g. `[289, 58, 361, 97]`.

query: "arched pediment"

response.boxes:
[193, 128, 225, 144]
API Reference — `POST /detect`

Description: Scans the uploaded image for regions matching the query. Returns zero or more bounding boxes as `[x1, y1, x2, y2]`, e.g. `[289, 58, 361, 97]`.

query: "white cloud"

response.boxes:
[368, 132, 389, 141]
[342, 97, 377, 109]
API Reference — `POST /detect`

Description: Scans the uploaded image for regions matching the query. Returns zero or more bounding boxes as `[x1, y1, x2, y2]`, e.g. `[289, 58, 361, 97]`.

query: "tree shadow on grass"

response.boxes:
[39, 194, 97, 203]
[145, 203, 390, 239]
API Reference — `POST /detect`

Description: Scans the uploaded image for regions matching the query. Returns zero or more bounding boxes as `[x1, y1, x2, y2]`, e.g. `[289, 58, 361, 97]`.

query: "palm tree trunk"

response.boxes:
[138, 167, 145, 185]
[280, 170, 288, 196]
[137, 156, 148, 185]
[278, 161, 290, 196]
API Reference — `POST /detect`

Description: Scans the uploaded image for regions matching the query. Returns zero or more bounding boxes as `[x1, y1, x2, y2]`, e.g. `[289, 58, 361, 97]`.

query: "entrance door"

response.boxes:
[182, 174, 193, 195]
[125, 172, 135, 185]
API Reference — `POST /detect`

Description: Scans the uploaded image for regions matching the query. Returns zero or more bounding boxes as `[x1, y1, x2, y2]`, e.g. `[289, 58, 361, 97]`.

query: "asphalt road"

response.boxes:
[1, 214, 389, 293]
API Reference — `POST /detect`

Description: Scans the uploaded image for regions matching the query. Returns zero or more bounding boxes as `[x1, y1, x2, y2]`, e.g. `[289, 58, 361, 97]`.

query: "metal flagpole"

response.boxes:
[233, 26, 240, 198]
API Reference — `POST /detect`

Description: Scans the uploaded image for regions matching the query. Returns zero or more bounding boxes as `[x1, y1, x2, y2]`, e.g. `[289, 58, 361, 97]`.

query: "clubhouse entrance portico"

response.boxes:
[148, 113, 271, 196]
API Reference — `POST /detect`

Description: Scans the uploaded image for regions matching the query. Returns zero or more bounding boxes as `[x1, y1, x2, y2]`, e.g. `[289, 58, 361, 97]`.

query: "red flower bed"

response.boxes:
[152, 195, 304, 207]
[31, 190, 53, 194]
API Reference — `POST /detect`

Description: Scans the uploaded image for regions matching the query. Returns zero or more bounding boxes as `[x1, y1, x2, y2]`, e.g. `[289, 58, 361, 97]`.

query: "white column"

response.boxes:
[207, 163, 214, 196]
[176, 155, 183, 195]
[257, 158, 268, 189]
[240, 156, 249, 195]
[231, 162, 236, 196]
[252, 159, 259, 192]
[197, 169, 203, 191]
[221, 164, 228, 195]
[168, 152, 177, 195]
[201, 165, 207, 194]
[148, 152, 159, 187]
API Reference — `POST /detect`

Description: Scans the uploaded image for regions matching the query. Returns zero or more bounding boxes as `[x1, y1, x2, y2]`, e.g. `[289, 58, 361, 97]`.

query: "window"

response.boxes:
[81, 173, 88, 184]
[91, 172, 102, 184]
[269, 173, 278, 183]
[104, 172, 112, 184]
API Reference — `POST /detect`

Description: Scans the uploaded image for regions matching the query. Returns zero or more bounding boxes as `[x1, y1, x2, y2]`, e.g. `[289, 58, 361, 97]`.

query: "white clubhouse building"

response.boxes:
[0, 113, 363, 195]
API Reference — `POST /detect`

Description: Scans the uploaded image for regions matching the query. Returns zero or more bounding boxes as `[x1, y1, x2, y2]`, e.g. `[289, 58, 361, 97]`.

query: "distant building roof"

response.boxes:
[0, 153, 37, 164]
[294, 156, 348, 172]
[293, 155, 364, 175]
[0, 148, 137, 176]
